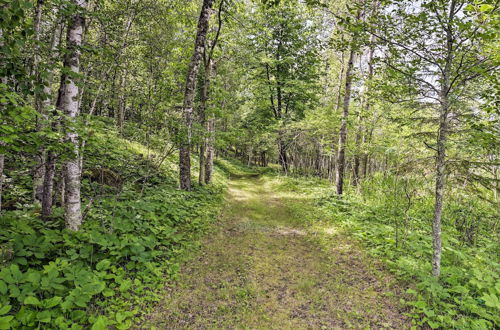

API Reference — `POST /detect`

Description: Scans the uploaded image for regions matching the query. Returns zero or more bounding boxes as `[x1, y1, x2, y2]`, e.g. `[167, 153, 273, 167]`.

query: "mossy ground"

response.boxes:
[141, 174, 409, 329]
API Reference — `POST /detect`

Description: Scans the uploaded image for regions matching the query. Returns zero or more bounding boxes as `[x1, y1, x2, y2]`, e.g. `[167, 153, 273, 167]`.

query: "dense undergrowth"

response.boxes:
[0, 118, 235, 329]
[275, 173, 499, 329]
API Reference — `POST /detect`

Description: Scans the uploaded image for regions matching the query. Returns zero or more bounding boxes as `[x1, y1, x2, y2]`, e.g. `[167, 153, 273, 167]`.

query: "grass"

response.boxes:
[142, 174, 410, 329]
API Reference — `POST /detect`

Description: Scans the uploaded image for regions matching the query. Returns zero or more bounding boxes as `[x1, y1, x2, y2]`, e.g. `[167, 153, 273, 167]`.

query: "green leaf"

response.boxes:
[37, 310, 52, 323]
[0, 315, 14, 329]
[43, 296, 62, 309]
[479, 4, 494, 12]
[91, 316, 110, 330]
[9, 265, 23, 283]
[23, 296, 41, 306]
[102, 288, 114, 297]
[96, 259, 111, 271]
[0, 306, 11, 316]
[0, 282, 6, 295]
[115, 312, 127, 323]
[427, 320, 440, 329]
[119, 279, 132, 292]
[482, 293, 500, 309]
[26, 272, 40, 284]
[83, 281, 105, 295]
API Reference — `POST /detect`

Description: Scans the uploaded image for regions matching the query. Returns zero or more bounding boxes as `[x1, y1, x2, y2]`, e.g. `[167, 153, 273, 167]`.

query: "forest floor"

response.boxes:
[141, 174, 410, 329]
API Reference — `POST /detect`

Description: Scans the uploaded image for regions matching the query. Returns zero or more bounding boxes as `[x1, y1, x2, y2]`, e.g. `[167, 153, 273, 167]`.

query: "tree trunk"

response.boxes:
[198, 59, 213, 185]
[354, 39, 375, 187]
[34, 8, 63, 204]
[198, 144, 206, 185]
[32, 0, 45, 202]
[179, 0, 213, 191]
[353, 111, 362, 187]
[0, 28, 4, 211]
[335, 51, 345, 112]
[59, 0, 87, 231]
[432, 102, 448, 277]
[204, 117, 215, 184]
[0, 152, 4, 212]
[41, 150, 56, 219]
[117, 70, 127, 134]
[335, 49, 355, 195]
[432, 0, 455, 277]
[278, 134, 289, 174]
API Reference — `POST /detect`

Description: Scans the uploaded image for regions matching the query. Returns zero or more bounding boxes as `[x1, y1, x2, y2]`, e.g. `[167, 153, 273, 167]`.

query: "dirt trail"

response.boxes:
[142, 175, 409, 329]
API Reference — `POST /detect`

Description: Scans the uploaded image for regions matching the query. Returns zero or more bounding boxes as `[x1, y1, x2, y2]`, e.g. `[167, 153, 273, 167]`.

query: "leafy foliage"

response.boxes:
[291, 173, 500, 328]
[0, 120, 227, 329]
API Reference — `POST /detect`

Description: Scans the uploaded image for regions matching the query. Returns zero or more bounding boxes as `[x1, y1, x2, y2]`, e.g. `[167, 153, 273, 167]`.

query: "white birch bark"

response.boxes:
[59, 0, 87, 230]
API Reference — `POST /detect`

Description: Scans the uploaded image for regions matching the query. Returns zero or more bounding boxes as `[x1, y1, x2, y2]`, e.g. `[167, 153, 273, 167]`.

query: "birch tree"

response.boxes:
[59, 0, 87, 230]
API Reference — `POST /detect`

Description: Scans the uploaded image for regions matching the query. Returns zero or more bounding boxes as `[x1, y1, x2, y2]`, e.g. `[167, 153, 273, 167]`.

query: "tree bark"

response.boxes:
[335, 51, 345, 112]
[41, 150, 56, 219]
[117, 70, 127, 134]
[0, 152, 4, 212]
[0, 28, 6, 212]
[335, 49, 355, 195]
[34, 7, 63, 204]
[353, 110, 362, 187]
[278, 133, 289, 174]
[179, 0, 213, 191]
[32, 0, 45, 202]
[198, 59, 213, 185]
[432, 97, 448, 277]
[432, 0, 455, 277]
[353, 38, 375, 187]
[39, 19, 63, 218]
[59, 0, 87, 231]
[204, 117, 215, 184]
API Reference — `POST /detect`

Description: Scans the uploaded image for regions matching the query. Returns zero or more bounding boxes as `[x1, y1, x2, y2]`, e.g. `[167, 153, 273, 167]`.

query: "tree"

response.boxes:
[198, 0, 224, 185]
[59, 0, 88, 230]
[179, 0, 214, 191]
[250, 0, 321, 173]
[370, 0, 498, 277]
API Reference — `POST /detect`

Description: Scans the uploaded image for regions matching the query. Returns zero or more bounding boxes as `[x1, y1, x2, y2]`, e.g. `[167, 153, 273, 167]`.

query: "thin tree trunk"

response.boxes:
[179, 0, 213, 191]
[278, 133, 289, 174]
[335, 51, 345, 112]
[35, 8, 63, 204]
[60, 0, 87, 231]
[198, 60, 212, 185]
[199, 144, 206, 185]
[0, 152, 4, 212]
[354, 39, 375, 187]
[117, 70, 127, 134]
[39, 19, 63, 217]
[0, 28, 6, 211]
[353, 110, 362, 187]
[432, 0, 455, 277]
[335, 49, 355, 195]
[41, 150, 56, 219]
[432, 95, 448, 277]
[204, 116, 215, 184]
[31, 0, 45, 202]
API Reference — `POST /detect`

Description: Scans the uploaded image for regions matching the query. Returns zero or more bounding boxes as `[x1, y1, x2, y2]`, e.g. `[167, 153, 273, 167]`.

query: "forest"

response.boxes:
[0, 0, 498, 328]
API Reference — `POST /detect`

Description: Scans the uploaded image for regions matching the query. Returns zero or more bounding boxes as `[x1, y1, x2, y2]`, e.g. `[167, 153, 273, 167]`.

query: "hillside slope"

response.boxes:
[0, 119, 230, 329]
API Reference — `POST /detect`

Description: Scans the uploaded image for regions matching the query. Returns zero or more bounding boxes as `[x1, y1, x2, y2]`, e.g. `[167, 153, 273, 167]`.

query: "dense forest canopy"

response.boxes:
[0, 0, 498, 328]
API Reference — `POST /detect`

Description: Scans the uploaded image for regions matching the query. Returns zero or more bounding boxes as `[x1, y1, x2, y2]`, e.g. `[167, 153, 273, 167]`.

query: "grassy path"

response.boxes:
[142, 175, 409, 329]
